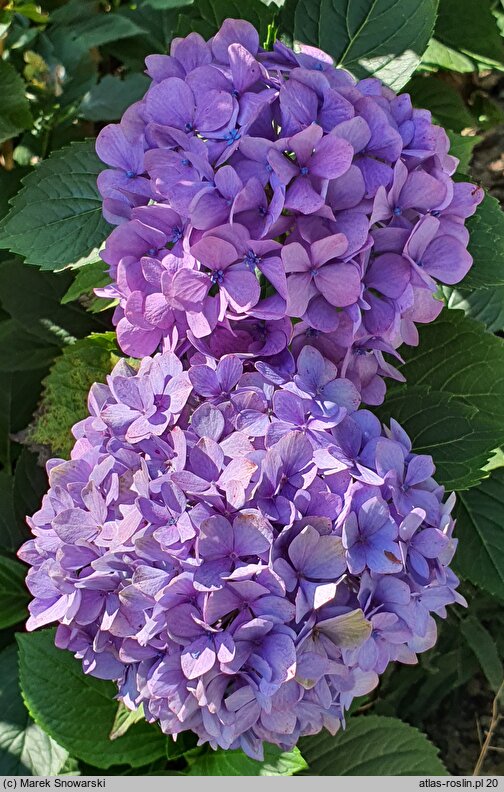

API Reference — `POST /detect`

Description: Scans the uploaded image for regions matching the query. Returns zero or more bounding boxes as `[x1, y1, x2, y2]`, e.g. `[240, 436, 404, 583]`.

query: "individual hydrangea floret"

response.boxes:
[95, 18, 483, 405]
[19, 348, 464, 759]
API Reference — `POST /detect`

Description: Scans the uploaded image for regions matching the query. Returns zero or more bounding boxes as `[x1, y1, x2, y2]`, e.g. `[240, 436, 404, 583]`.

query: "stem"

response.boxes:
[473, 679, 504, 776]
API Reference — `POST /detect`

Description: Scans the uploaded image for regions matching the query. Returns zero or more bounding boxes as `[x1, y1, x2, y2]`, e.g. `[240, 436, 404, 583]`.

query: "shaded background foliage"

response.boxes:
[0, 0, 503, 776]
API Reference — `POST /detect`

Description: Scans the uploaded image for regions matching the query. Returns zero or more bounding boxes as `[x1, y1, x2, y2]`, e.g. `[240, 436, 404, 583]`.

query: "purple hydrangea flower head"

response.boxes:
[20, 348, 464, 759]
[95, 18, 483, 405]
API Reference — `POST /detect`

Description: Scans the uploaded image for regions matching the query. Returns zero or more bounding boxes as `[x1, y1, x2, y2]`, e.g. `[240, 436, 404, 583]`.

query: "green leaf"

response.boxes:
[460, 616, 503, 693]
[405, 75, 474, 132]
[27, 333, 120, 458]
[292, 0, 438, 90]
[0, 141, 110, 271]
[299, 715, 447, 775]
[0, 473, 20, 552]
[459, 192, 504, 291]
[80, 74, 150, 122]
[180, 0, 277, 43]
[0, 61, 32, 145]
[0, 320, 59, 372]
[61, 259, 111, 305]
[188, 745, 307, 776]
[0, 644, 69, 776]
[442, 284, 504, 333]
[0, 258, 105, 347]
[17, 629, 167, 769]
[392, 311, 504, 432]
[377, 388, 496, 491]
[421, 38, 475, 73]
[378, 311, 504, 490]
[435, 0, 504, 69]
[447, 131, 481, 173]
[0, 555, 29, 628]
[67, 13, 147, 49]
[454, 469, 504, 601]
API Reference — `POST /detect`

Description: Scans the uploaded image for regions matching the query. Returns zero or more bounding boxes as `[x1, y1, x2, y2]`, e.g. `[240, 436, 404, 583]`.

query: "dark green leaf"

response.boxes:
[0, 141, 110, 271]
[80, 74, 150, 122]
[13, 449, 48, 541]
[460, 616, 503, 692]
[454, 469, 504, 601]
[17, 629, 167, 768]
[0, 320, 59, 372]
[181, 0, 277, 43]
[406, 75, 474, 132]
[188, 745, 307, 775]
[68, 13, 147, 49]
[392, 311, 504, 432]
[378, 311, 504, 489]
[435, 0, 504, 68]
[0, 61, 32, 145]
[0, 258, 104, 346]
[460, 192, 504, 291]
[0, 644, 69, 775]
[299, 715, 447, 775]
[0, 554, 29, 628]
[0, 473, 20, 552]
[292, 0, 438, 90]
[377, 388, 497, 491]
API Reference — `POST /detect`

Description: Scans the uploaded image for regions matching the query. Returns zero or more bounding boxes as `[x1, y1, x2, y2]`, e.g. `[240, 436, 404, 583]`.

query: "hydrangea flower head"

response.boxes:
[96, 18, 483, 405]
[20, 348, 464, 759]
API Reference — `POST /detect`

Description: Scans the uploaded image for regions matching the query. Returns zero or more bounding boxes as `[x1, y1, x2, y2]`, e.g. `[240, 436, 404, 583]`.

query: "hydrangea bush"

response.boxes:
[2, 0, 504, 779]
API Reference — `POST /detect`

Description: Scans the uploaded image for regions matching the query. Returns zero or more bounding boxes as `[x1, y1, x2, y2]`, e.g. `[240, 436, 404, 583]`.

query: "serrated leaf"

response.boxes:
[460, 616, 503, 692]
[377, 388, 496, 491]
[406, 75, 474, 132]
[0, 555, 29, 628]
[378, 311, 504, 490]
[0, 60, 32, 145]
[299, 715, 447, 775]
[17, 629, 167, 769]
[457, 192, 504, 291]
[27, 333, 119, 458]
[292, 0, 438, 90]
[188, 745, 307, 776]
[454, 469, 504, 601]
[0, 141, 110, 271]
[80, 74, 150, 122]
[435, 0, 504, 69]
[442, 284, 504, 333]
[0, 644, 68, 775]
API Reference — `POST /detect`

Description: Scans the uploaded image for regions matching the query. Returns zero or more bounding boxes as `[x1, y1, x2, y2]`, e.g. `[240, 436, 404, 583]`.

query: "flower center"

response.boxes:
[300, 166, 309, 176]
[211, 269, 225, 284]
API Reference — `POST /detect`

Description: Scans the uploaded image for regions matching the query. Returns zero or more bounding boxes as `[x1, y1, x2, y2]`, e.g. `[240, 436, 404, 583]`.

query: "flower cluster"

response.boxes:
[20, 348, 463, 758]
[96, 18, 483, 404]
